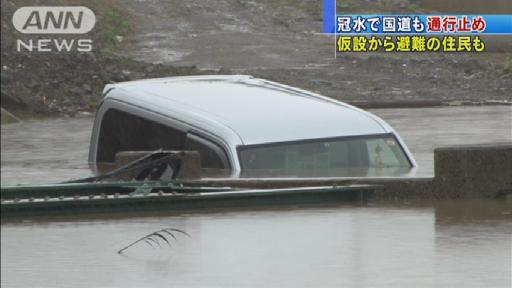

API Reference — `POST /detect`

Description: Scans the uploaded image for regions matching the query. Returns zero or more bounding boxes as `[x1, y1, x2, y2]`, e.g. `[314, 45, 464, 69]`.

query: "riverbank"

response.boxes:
[1, 0, 511, 118]
[0, 52, 222, 117]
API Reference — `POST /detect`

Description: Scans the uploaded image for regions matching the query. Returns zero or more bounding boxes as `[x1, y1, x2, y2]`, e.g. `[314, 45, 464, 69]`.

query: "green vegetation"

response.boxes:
[504, 54, 512, 72]
[277, 0, 322, 20]
[96, 8, 132, 53]
[405, 3, 422, 11]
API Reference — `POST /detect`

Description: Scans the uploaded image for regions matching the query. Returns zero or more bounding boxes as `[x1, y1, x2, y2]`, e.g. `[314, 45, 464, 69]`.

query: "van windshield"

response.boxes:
[238, 134, 412, 177]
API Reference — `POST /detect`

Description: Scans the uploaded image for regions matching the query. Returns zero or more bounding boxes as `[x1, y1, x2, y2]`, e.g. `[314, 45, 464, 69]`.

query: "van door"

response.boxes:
[184, 133, 230, 170]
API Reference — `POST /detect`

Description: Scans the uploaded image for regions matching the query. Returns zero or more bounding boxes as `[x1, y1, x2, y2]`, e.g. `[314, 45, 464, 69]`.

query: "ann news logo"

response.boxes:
[12, 6, 96, 52]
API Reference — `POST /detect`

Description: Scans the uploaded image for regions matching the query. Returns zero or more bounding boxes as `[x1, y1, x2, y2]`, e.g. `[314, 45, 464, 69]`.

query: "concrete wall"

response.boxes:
[434, 144, 512, 198]
[372, 144, 512, 199]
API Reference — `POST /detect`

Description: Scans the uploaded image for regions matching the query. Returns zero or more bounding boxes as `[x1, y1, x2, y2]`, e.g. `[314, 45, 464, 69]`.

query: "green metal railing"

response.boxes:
[1, 181, 377, 218]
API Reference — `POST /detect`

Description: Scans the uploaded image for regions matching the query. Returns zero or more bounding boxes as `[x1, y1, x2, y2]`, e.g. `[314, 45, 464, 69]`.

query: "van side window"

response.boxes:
[184, 134, 230, 169]
[96, 109, 186, 162]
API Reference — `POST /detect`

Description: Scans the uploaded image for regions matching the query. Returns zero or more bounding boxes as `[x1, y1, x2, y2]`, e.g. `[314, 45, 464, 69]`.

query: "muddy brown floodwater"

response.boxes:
[1, 106, 511, 185]
[1, 106, 512, 288]
[1, 200, 511, 288]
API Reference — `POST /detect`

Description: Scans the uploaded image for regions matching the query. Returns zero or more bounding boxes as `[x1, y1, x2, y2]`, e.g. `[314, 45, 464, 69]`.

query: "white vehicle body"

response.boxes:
[89, 75, 417, 177]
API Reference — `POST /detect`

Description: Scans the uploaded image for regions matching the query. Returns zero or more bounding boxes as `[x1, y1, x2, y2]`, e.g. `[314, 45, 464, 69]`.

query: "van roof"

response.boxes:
[104, 75, 390, 145]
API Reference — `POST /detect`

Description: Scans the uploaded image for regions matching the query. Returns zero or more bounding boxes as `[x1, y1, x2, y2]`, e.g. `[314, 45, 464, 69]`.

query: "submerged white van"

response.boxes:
[89, 75, 416, 177]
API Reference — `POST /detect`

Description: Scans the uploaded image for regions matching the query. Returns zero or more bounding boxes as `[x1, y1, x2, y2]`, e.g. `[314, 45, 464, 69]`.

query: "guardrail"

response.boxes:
[1, 182, 376, 218]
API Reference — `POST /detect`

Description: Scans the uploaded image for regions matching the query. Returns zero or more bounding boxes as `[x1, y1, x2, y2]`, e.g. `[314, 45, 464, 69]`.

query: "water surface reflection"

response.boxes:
[1, 200, 511, 288]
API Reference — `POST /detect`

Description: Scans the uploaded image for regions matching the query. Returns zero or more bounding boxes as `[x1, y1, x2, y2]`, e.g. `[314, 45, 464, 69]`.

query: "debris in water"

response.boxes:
[118, 228, 191, 254]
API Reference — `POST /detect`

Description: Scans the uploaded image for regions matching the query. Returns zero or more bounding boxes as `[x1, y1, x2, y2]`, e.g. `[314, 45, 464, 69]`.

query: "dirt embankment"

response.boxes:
[118, 0, 511, 106]
[1, 52, 223, 116]
[1, 0, 511, 118]
[0, 0, 227, 117]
